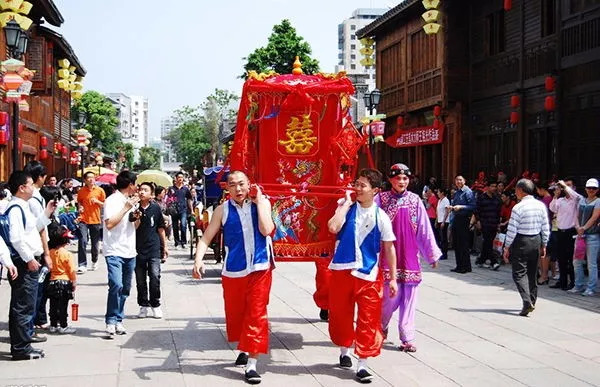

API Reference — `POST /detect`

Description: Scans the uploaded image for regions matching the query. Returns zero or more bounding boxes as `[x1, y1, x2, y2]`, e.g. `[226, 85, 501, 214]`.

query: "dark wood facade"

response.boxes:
[359, 0, 600, 186]
[0, 0, 85, 181]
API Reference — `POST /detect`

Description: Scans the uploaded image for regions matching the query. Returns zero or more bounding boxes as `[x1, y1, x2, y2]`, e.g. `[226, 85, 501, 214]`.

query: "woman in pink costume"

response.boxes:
[375, 163, 441, 352]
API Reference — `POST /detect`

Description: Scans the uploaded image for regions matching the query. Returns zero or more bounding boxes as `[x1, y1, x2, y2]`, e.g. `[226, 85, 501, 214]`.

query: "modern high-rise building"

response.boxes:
[160, 116, 179, 163]
[336, 8, 387, 92]
[106, 93, 149, 161]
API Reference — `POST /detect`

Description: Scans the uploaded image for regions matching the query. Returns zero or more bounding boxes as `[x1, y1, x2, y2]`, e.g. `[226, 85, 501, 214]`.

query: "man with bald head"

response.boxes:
[193, 170, 274, 385]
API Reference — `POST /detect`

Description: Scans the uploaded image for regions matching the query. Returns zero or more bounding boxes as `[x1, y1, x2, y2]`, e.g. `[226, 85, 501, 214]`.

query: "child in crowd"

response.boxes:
[46, 222, 77, 334]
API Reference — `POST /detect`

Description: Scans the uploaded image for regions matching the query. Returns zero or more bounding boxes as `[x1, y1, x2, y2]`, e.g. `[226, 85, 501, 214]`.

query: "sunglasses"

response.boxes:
[585, 187, 598, 190]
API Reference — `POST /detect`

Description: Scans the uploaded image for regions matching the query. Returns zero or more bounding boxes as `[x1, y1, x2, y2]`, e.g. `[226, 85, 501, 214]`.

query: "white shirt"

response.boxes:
[8, 197, 50, 262]
[30, 187, 49, 241]
[103, 190, 136, 258]
[0, 237, 13, 267]
[505, 195, 550, 248]
[437, 197, 450, 223]
[333, 203, 395, 281]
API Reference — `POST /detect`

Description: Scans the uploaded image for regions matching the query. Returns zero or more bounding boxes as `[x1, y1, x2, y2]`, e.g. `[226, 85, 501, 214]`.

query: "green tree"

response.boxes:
[242, 19, 320, 77]
[164, 106, 212, 171]
[201, 89, 239, 158]
[116, 143, 134, 170]
[137, 146, 161, 170]
[71, 91, 121, 156]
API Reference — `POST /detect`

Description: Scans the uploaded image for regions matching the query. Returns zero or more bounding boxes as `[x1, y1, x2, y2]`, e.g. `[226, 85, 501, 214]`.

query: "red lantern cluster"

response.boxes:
[544, 75, 556, 112]
[504, 0, 512, 11]
[39, 135, 49, 160]
[432, 105, 443, 129]
[396, 115, 404, 128]
[0, 112, 8, 126]
[509, 93, 521, 125]
[0, 130, 7, 145]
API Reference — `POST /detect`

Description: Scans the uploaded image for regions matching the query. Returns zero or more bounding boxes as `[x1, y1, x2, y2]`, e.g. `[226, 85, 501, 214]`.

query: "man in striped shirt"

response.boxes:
[502, 179, 550, 317]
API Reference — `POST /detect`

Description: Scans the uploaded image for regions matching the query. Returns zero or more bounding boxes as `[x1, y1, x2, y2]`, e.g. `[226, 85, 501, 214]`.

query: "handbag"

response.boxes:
[493, 232, 506, 254]
[573, 236, 586, 260]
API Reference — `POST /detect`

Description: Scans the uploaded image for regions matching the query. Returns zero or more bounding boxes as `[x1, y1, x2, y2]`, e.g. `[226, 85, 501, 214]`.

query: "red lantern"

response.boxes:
[396, 115, 404, 127]
[545, 76, 555, 92]
[17, 138, 22, 151]
[433, 105, 441, 117]
[433, 118, 441, 129]
[40, 135, 48, 148]
[510, 95, 520, 108]
[504, 0, 512, 11]
[544, 95, 556, 111]
[0, 130, 6, 145]
[510, 111, 519, 124]
[39, 149, 48, 160]
[0, 112, 7, 126]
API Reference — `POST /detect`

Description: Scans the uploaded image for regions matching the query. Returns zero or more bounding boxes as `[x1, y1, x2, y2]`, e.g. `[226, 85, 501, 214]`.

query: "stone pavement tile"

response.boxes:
[0, 374, 118, 387]
[545, 338, 600, 360]
[0, 346, 120, 379]
[368, 354, 458, 387]
[447, 340, 545, 370]
[502, 368, 593, 387]
[540, 353, 600, 386]
[435, 366, 526, 387]
[118, 370, 186, 387]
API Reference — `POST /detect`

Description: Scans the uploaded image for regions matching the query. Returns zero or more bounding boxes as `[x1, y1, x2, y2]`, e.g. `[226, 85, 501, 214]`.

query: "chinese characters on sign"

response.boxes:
[385, 126, 444, 148]
[279, 114, 318, 154]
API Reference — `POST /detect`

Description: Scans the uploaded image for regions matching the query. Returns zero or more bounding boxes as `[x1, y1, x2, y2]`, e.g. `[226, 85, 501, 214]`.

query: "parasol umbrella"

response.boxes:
[96, 173, 117, 185]
[136, 169, 173, 188]
[57, 178, 81, 188]
[76, 166, 118, 178]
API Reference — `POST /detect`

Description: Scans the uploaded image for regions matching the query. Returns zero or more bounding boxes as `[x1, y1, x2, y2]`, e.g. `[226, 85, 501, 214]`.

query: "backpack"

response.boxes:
[0, 204, 26, 257]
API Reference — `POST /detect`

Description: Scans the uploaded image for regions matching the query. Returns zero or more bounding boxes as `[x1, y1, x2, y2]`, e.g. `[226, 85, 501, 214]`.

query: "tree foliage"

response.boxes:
[137, 146, 161, 170]
[164, 106, 212, 172]
[116, 143, 134, 170]
[242, 19, 320, 77]
[201, 89, 239, 158]
[71, 91, 120, 156]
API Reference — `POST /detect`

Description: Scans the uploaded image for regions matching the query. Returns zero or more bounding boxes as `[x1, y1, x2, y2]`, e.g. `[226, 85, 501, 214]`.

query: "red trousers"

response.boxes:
[313, 260, 332, 310]
[221, 269, 272, 354]
[328, 270, 383, 358]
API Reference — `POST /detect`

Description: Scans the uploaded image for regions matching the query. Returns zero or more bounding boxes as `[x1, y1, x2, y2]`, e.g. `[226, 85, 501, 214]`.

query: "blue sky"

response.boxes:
[53, 0, 393, 138]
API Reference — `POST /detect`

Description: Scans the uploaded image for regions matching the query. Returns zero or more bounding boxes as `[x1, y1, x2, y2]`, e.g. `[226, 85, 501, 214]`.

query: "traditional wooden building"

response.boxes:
[0, 0, 85, 180]
[357, 0, 469, 186]
[359, 0, 600, 185]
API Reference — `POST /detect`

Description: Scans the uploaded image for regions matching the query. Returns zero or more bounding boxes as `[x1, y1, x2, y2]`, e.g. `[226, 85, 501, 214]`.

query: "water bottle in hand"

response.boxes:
[38, 266, 49, 283]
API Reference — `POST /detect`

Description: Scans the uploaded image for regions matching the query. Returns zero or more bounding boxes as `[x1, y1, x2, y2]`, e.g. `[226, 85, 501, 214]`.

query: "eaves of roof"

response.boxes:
[36, 26, 86, 76]
[356, 0, 421, 38]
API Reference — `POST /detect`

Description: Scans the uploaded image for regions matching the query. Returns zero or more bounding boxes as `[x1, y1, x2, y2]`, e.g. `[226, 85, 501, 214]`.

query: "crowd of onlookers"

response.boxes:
[0, 162, 203, 361]
[413, 171, 599, 297]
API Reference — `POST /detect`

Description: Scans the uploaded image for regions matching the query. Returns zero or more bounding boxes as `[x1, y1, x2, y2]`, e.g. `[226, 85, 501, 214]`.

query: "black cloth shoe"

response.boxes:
[549, 283, 563, 289]
[319, 309, 329, 321]
[450, 268, 460, 272]
[29, 333, 47, 343]
[356, 369, 374, 383]
[519, 303, 535, 317]
[12, 350, 45, 361]
[244, 369, 261, 384]
[235, 352, 248, 367]
[339, 355, 352, 368]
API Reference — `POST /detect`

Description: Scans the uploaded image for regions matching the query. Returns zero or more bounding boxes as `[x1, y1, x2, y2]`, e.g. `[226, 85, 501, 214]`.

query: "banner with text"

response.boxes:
[385, 125, 444, 148]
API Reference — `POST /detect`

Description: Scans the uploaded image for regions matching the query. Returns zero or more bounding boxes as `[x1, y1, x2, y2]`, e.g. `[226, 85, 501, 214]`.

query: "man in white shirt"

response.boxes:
[503, 179, 550, 317]
[24, 161, 52, 333]
[103, 170, 139, 337]
[436, 188, 450, 260]
[6, 171, 56, 360]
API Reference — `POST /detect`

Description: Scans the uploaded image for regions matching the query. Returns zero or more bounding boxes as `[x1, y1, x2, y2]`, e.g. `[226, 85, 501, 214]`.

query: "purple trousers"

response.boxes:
[382, 282, 418, 344]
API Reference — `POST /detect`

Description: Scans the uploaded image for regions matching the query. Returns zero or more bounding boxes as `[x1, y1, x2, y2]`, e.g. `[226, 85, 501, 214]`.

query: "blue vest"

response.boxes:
[330, 203, 382, 279]
[222, 200, 271, 277]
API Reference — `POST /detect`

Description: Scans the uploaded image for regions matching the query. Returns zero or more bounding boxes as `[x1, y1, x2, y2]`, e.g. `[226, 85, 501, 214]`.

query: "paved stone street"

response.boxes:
[1, 244, 600, 387]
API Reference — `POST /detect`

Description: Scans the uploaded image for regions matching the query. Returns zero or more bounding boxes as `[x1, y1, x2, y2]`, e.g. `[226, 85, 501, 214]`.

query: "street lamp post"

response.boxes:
[363, 88, 381, 146]
[3, 19, 29, 171]
[77, 110, 87, 179]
